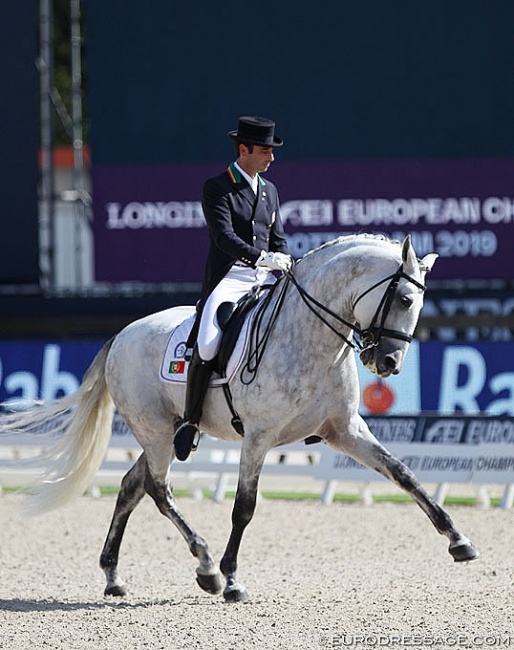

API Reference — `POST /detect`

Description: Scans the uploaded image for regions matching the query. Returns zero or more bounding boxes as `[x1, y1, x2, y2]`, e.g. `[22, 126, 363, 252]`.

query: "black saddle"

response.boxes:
[214, 285, 268, 377]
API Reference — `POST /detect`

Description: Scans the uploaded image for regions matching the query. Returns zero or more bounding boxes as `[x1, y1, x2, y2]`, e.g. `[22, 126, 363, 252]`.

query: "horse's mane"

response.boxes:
[300, 233, 401, 261]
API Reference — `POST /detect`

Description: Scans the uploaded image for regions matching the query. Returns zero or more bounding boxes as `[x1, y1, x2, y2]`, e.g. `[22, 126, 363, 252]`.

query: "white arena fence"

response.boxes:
[1, 413, 514, 509]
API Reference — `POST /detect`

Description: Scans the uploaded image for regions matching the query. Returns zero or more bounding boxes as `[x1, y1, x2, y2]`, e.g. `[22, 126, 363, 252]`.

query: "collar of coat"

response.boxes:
[227, 162, 266, 187]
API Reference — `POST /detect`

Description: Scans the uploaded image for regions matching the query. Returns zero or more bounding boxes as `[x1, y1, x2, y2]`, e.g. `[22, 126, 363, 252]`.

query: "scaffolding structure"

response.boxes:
[39, 0, 92, 292]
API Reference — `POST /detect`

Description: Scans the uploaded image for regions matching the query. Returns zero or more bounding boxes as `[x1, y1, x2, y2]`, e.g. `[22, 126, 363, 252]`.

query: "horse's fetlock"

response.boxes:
[99, 553, 116, 570]
[220, 557, 237, 578]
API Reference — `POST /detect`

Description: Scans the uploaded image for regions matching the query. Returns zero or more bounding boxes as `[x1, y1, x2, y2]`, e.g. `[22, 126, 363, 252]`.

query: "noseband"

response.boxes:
[286, 263, 426, 352]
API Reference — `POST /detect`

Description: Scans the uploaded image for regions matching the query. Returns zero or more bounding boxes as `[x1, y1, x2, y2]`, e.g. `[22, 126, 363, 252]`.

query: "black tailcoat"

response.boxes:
[200, 162, 289, 299]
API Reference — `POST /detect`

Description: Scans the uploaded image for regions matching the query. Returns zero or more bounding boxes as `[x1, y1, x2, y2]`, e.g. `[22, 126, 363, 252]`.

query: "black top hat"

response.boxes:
[228, 116, 283, 147]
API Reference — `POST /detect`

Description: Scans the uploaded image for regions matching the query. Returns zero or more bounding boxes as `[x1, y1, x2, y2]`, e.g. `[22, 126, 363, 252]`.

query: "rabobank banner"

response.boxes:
[357, 341, 514, 416]
[92, 157, 514, 283]
[1, 339, 513, 417]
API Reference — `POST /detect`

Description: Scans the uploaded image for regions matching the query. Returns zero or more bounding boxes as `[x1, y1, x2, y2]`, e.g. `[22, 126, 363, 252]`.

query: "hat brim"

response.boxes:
[228, 130, 283, 147]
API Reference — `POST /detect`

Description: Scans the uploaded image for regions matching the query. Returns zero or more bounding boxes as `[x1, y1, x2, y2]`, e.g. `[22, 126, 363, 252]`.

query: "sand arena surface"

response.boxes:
[1, 494, 513, 649]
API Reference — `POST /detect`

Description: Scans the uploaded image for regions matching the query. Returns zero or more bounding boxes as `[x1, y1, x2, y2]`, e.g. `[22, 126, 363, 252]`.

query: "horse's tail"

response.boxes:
[2, 338, 116, 515]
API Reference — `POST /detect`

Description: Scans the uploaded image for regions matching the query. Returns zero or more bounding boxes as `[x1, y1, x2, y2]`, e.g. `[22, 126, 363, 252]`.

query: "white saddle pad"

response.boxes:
[159, 305, 258, 386]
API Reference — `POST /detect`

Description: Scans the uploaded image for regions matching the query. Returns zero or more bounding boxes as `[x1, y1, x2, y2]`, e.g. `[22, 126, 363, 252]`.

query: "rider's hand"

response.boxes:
[256, 251, 293, 273]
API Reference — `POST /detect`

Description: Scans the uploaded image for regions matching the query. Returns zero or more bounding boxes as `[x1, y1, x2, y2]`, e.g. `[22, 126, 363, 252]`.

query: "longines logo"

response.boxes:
[105, 201, 205, 229]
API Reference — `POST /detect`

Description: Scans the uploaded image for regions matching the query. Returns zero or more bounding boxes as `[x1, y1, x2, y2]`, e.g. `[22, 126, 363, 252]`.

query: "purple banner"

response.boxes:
[92, 157, 514, 282]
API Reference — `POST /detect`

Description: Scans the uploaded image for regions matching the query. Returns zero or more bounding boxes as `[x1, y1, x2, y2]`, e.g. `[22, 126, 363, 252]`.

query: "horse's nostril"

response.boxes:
[384, 355, 397, 370]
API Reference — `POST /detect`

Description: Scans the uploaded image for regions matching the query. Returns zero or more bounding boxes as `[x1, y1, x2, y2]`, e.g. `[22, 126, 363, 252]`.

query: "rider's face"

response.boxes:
[239, 145, 275, 177]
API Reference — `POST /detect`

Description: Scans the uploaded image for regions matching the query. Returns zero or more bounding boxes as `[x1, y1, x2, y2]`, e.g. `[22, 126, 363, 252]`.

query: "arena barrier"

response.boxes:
[1, 414, 513, 508]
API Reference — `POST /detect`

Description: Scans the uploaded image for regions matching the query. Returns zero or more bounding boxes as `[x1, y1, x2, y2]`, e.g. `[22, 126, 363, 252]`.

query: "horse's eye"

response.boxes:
[399, 295, 413, 308]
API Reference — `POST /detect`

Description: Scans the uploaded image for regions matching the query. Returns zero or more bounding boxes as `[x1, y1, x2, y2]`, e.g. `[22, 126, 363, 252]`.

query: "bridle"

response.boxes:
[286, 263, 426, 353]
[352, 265, 427, 350]
[241, 261, 426, 385]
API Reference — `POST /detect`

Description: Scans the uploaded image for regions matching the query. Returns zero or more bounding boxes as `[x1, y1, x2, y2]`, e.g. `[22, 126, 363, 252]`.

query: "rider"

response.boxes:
[173, 116, 293, 461]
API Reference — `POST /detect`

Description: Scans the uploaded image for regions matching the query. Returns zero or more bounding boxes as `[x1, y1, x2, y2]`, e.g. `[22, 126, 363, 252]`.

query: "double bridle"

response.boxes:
[286, 263, 426, 353]
[240, 261, 426, 385]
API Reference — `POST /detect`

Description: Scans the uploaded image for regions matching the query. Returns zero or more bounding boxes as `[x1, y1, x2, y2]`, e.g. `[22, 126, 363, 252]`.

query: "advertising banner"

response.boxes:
[355, 341, 514, 417]
[315, 442, 514, 484]
[1, 340, 513, 417]
[92, 157, 514, 283]
[0, 341, 104, 408]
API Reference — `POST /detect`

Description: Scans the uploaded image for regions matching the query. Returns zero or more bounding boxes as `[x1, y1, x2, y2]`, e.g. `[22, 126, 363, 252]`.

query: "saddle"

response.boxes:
[214, 285, 266, 377]
[176, 285, 271, 437]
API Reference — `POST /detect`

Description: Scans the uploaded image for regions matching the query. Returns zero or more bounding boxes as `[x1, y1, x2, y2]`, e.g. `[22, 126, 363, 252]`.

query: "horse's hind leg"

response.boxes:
[219, 442, 268, 603]
[144, 470, 223, 595]
[327, 416, 479, 562]
[100, 453, 147, 596]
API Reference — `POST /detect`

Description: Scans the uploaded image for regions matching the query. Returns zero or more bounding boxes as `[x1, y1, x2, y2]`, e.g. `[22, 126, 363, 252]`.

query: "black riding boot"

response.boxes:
[173, 349, 213, 461]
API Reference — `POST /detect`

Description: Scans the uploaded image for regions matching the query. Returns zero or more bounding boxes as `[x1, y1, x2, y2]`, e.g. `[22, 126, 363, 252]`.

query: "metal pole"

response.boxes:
[39, 0, 55, 289]
[70, 0, 86, 287]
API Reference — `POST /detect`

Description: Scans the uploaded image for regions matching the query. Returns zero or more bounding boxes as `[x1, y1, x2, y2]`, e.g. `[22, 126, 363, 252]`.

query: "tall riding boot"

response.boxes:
[173, 348, 213, 461]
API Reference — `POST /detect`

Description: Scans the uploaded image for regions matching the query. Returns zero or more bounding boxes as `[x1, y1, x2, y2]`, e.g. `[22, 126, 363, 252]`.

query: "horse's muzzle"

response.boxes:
[360, 347, 403, 378]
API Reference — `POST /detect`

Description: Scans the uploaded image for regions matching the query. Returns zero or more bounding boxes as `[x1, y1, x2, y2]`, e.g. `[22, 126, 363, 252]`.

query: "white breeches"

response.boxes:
[197, 264, 276, 361]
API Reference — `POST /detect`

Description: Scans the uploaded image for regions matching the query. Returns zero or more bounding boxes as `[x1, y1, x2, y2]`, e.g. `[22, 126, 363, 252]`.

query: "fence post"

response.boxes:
[433, 483, 449, 506]
[500, 484, 514, 510]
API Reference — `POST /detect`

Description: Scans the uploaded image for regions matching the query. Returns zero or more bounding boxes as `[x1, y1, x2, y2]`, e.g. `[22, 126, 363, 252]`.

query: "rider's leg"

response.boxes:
[173, 346, 214, 461]
[173, 266, 276, 461]
[173, 283, 224, 461]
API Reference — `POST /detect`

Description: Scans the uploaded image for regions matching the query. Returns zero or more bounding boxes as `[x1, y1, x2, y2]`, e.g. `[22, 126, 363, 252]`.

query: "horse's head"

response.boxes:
[353, 235, 437, 378]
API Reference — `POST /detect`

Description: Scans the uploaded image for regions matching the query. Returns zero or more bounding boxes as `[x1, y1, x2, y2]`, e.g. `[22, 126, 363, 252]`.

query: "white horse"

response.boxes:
[2, 234, 479, 602]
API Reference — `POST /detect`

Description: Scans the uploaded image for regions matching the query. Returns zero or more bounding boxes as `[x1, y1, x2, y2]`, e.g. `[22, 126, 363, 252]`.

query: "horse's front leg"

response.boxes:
[219, 439, 268, 603]
[324, 416, 480, 562]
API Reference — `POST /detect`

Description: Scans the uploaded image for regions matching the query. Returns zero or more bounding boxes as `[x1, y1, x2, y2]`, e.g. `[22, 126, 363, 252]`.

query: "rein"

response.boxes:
[240, 262, 426, 384]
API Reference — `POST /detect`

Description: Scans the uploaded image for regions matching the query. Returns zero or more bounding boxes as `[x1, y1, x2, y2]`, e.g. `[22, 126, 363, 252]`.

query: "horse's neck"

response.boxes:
[271, 256, 361, 360]
[285, 242, 398, 352]
[294, 247, 367, 318]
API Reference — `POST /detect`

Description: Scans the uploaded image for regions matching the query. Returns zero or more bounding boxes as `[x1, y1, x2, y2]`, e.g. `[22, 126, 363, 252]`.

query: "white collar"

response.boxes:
[234, 161, 259, 194]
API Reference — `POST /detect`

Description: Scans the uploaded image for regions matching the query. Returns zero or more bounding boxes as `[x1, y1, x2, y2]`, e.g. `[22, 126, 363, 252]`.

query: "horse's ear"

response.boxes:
[402, 235, 438, 274]
[401, 235, 417, 272]
[420, 253, 438, 273]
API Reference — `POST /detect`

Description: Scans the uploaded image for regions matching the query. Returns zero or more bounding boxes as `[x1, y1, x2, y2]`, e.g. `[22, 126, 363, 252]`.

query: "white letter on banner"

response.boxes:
[105, 203, 124, 229]
[487, 373, 514, 415]
[3, 368, 39, 406]
[41, 345, 79, 400]
[438, 346, 485, 413]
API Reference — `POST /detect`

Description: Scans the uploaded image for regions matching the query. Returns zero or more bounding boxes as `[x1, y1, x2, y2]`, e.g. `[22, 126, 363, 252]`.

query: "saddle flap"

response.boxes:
[215, 288, 264, 377]
[160, 299, 262, 386]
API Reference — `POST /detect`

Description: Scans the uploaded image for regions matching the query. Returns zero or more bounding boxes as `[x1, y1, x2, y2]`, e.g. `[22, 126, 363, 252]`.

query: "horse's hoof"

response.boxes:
[223, 585, 250, 603]
[196, 572, 223, 595]
[104, 583, 127, 597]
[449, 542, 480, 562]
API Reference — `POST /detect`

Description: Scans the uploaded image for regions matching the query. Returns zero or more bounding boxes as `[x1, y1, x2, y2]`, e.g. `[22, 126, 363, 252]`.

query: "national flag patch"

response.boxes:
[169, 360, 185, 374]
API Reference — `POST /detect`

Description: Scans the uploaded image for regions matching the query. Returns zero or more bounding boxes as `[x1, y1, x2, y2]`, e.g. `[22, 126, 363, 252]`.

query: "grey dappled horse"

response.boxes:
[3, 234, 479, 602]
